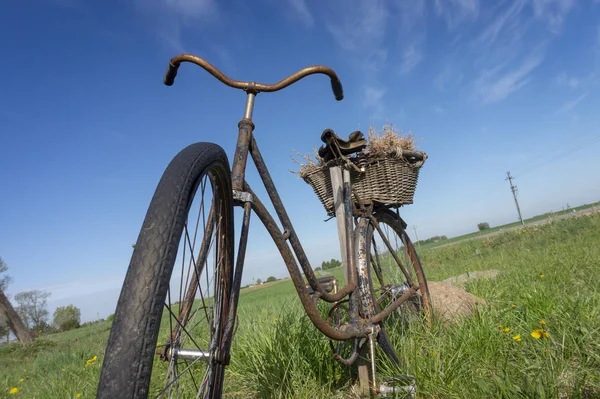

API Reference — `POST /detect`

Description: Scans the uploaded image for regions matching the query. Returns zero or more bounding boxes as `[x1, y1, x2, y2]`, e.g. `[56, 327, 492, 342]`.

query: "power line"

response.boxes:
[512, 125, 600, 177]
[506, 171, 524, 225]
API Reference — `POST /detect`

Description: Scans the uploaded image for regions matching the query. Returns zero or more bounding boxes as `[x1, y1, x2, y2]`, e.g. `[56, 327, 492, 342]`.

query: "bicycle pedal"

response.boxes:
[377, 375, 416, 398]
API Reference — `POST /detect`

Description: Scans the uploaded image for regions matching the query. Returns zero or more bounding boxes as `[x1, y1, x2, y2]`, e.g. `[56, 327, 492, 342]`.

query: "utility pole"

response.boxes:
[506, 171, 524, 225]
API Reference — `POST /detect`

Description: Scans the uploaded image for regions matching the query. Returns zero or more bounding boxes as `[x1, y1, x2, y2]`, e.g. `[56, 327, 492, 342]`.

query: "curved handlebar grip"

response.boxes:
[330, 79, 344, 101]
[163, 63, 179, 86]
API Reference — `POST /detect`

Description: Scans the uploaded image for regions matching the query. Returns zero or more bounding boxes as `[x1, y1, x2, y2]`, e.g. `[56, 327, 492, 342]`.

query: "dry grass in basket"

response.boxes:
[289, 147, 324, 178]
[366, 122, 420, 157]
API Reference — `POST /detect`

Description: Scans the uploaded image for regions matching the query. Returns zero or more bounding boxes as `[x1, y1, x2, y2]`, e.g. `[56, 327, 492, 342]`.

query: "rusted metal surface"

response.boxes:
[243, 182, 364, 341]
[370, 285, 419, 324]
[355, 219, 375, 319]
[220, 201, 253, 365]
[400, 229, 432, 324]
[231, 120, 254, 192]
[249, 137, 358, 303]
[164, 53, 343, 100]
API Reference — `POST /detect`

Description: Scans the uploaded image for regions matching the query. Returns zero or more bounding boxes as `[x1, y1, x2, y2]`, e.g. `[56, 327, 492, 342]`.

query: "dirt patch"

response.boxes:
[427, 269, 501, 323]
[428, 281, 487, 324]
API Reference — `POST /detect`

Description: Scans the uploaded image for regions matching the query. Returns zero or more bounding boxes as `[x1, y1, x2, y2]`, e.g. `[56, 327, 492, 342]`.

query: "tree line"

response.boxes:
[0, 257, 82, 344]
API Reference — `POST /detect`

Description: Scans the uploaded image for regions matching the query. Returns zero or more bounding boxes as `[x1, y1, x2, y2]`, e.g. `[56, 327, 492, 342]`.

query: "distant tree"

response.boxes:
[477, 222, 491, 231]
[0, 318, 9, 343]
[266, 276, 277, 283]
[107, 313, 115, 322]
[15, 290, 51, 332]
[256, 278, 262, 285]
[53, 304, 81, 331]
[315, 266, 322, 271]
[322, 258, 342, 270]
[0, 258, 32, 344]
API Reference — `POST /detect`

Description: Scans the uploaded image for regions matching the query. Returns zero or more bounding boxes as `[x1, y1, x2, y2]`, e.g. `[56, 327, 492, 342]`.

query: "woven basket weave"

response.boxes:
[302, 152, 426, 216]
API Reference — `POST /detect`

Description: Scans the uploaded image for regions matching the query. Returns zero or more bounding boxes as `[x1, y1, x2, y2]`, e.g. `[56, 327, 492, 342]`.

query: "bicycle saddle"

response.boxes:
[318, 129, 367, 162]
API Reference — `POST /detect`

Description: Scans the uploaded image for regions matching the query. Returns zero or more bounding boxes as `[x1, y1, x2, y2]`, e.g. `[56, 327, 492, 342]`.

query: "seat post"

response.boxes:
[243, 92, 256, 121]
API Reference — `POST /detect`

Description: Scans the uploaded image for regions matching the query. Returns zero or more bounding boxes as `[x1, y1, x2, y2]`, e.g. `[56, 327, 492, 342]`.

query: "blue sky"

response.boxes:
[1, 0, 599, 322]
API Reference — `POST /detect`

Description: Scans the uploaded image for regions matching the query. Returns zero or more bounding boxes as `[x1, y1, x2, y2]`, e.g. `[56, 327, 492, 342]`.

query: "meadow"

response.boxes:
[2, 212, 599, 398]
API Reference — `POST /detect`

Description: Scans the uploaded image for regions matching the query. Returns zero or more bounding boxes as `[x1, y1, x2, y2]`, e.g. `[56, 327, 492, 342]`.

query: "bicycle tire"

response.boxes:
[356, 209, 431, 366]
[97, 142, 234, 399]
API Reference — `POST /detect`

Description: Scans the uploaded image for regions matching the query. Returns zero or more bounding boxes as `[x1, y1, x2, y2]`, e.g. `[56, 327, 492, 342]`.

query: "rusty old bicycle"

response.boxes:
[96, 53, 431, 399]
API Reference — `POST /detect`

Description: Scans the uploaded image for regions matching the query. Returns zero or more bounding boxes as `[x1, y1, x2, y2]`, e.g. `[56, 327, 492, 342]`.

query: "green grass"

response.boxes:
[417, 200, 600, 251]
[2, 212, 599, 398]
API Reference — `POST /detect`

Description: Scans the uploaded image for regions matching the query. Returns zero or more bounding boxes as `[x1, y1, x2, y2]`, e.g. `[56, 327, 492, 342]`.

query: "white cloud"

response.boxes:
[161, 0, 215, 18]
[287, 0, 314, 27]
[363, 86, 386, 111]
[554, 93, 588, 115]
[531, 0, 576, 33]
[476, 0, 527, 47]
[434, 0, 479, 29]
[473, 52, 544, 104]
[399, 44, 423, 74]
[555, 72, 581, 89]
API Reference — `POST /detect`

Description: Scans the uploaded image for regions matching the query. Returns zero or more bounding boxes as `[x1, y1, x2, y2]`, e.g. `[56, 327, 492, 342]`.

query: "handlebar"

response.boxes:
[163, 54, 344, 101]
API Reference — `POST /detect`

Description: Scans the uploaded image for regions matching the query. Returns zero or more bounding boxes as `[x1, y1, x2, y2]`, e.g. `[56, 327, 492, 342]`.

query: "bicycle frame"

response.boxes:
[226, 100, 362, 341]
[163, 54, 421, 347]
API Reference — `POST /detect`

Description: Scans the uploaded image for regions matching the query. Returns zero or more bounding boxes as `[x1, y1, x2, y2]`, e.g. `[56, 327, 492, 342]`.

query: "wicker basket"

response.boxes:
[302, 152, 427, 216]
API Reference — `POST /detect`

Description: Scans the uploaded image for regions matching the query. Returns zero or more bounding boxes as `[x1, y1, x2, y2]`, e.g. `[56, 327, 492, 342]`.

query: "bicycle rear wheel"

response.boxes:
[97, 143, 234, 399]
[356, 208, 431, 365]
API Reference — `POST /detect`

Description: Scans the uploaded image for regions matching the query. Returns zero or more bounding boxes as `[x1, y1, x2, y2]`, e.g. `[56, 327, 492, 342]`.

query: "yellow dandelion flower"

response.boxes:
[274, 317, 278, 321]
[19, 378, 24, 382]
[511, 304, 517, 309]
[76, 394, 82, 398]
[503, 327, 511, 333]
[498, 324, 503, 329]
[539, 274, 545, 278]
[531, 329, 549, 339]
[157, 341, 162, 346]
[10, 387, 19, 394]
[540, 320, 547, 327]
[61, 368, 65, 372]
[512, 335, 522, 342]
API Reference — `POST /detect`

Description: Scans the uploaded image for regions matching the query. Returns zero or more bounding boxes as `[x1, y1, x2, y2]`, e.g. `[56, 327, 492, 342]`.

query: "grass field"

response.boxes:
[417, 200, 600, 252]
[2, 212, 599, 398]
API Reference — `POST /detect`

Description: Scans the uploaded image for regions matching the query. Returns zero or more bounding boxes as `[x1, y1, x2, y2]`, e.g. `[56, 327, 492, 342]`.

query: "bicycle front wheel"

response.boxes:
[356, 208, 431, 365]
[97, 143, 235, 399]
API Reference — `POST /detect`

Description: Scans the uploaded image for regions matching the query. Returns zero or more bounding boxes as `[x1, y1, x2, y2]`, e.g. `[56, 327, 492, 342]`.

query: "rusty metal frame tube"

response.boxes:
[231, 119, 254, 192]
[243, 182, 363, 341]
[369, 285, 419, 324]
[249, 136, 357, 303]
[221, 201, 252, 361]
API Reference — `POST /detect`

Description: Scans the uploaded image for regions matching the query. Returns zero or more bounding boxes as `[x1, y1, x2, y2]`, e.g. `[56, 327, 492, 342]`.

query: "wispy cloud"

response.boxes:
[555, 72, 581, 89]
[554, 92, 588, 115]
[363, 86, 386, 115]
[434, 0, 479, 30]
[287, 0, 314, 27]
[473, 51, 545, 104]
[531, 0, 576, 33]
[134, 0, 218, 51]
[399, 43, 423, 74]
[475, 0, 526, 47]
